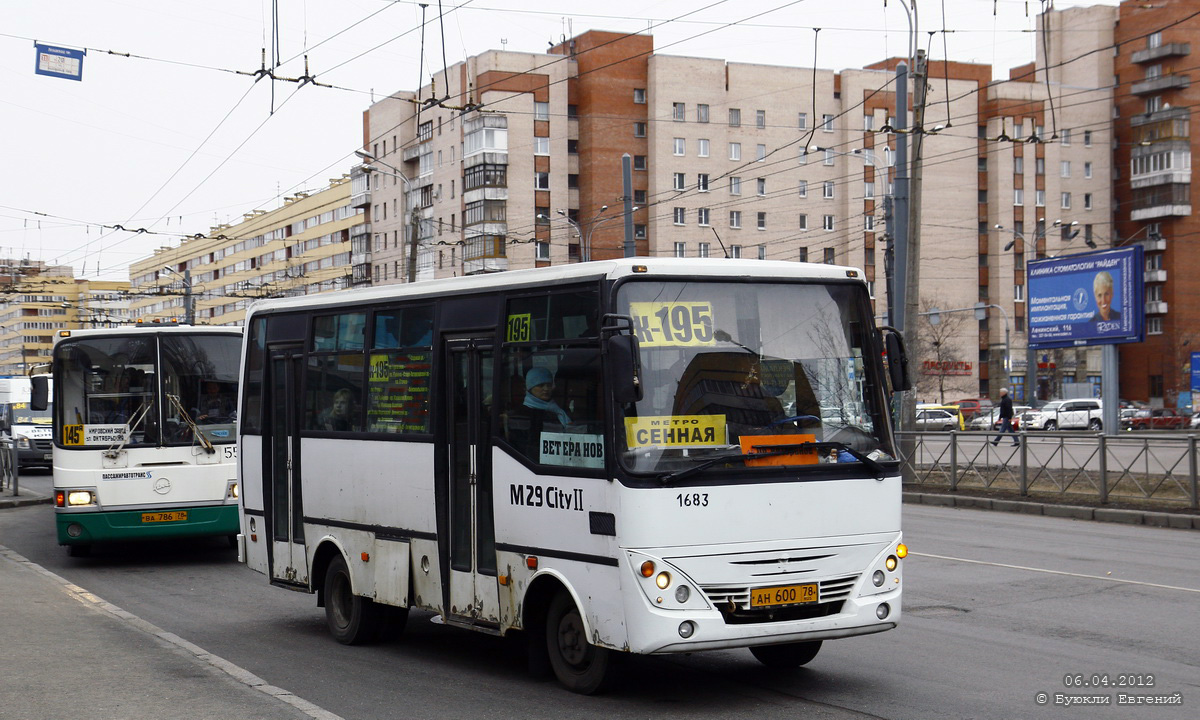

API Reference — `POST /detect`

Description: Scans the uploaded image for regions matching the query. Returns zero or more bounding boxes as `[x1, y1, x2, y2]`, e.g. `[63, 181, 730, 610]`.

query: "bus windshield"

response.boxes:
[55, 333, 242, 448]
[615, 279, 894, 475]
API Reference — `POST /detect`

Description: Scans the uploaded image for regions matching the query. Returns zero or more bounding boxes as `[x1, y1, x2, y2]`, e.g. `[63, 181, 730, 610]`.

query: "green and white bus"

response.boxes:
[35, 325, 243, 556]
[236, 258, 910, 693]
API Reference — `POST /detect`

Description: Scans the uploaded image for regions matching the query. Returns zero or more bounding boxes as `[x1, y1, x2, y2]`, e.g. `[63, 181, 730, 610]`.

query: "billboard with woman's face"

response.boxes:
[1026, 246, 1143, 349]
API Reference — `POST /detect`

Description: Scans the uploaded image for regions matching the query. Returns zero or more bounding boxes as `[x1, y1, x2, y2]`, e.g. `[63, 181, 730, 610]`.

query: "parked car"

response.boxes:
[966, 406, 1029, 431]
[916, 408, 959, 431]
[952, 398, 992, 421]
[1021, 399, 1103, 431]
[1191, 412, 1200, 430]
[1124, 408, 1188, 431]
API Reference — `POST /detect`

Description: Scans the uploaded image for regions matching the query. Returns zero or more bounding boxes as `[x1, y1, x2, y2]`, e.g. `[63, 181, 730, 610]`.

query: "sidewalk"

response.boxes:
[0, 544, 340, 720]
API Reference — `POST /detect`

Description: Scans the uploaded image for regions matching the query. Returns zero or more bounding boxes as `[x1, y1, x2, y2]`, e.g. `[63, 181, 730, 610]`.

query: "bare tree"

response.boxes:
[913, 297, 974, 404]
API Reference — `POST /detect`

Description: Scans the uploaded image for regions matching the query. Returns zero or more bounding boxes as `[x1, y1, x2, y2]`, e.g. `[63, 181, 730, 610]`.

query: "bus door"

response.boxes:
[444, 337, 499, 625]
[267, 348, 308, 585]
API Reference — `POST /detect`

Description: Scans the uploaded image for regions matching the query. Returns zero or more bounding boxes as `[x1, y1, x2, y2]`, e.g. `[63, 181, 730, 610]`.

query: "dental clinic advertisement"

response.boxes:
[1027, 246, 1143, 349]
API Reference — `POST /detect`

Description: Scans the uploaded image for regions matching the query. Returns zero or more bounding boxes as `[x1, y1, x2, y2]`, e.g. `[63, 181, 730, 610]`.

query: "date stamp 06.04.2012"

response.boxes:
[1033, 674, 1183, 708]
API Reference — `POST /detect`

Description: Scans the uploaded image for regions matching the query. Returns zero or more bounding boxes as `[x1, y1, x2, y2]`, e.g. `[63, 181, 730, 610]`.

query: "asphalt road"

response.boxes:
[2, 471, 1197, 719]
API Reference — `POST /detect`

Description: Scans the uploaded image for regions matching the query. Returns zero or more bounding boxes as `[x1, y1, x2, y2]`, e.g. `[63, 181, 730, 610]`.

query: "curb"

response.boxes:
[903, 492, 1200, 531]
[0, 493, 52, 510]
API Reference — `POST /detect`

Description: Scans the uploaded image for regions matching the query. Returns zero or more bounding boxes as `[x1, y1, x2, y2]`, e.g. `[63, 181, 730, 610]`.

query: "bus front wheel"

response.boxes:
[546, 591, 611, 694]
[750, 640, 822, 668]
[324, 554, 381, 645]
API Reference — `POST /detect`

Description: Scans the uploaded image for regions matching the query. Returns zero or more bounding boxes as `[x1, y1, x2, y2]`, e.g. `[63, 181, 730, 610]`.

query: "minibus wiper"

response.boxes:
[660, 440, 884, 484]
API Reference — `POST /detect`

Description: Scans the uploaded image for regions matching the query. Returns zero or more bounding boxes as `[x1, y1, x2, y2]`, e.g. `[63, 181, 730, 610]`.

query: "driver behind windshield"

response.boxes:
[195, 381, 235, 422]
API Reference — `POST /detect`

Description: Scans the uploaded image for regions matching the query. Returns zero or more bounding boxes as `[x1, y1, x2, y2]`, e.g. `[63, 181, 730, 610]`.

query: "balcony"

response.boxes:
[1131, 74, 1190, 96]
[1145, 269, 1167, 283]
[1145, 301, 1169, 315]
[1131, 42, 1190, 64]
[1142, 236, 1167, 252]
[1131, 183, 1191, 220]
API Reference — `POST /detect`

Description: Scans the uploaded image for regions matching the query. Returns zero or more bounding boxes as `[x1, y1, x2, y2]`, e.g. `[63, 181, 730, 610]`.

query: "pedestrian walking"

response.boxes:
[991, 388, 1018, 447]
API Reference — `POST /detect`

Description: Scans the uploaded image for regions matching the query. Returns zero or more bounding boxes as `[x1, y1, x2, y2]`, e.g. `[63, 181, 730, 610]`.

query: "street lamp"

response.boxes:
[355, 149, 421, 283]
[538, 205, 637, 262]
[160, 265, 194, 325]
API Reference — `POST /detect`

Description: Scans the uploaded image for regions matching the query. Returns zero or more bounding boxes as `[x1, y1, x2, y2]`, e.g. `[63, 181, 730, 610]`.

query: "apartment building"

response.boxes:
[0, 260, 130, 375]
[129, 177, 363, 326]
[1113, 0, 1198, 408]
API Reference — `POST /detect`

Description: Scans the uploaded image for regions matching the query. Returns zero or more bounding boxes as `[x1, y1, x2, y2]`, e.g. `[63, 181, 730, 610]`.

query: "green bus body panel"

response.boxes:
[55, 505, 239, 545]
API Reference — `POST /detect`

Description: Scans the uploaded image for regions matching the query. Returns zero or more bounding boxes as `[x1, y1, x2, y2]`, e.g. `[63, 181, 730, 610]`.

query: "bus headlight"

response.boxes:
[226, 481, 239, 500]
[885, 555, 898, 572]
[67, 490, 96, 507]
[655, 571, 671, 589]
[674, 585, 691, 603]
[15, 435, 31, 449]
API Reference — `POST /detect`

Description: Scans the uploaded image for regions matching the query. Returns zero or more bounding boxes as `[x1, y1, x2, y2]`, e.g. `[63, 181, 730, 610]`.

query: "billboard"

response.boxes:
[1027, 246, 1143, 349]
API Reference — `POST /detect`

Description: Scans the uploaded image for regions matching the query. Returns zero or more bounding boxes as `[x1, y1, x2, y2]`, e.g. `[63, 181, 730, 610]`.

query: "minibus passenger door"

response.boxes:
[444, 337, 499, 625]
[267, 349, 308, 585]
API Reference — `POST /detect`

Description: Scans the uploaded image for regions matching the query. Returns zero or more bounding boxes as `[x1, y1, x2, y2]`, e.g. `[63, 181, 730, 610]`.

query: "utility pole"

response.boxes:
[622, 154, 635, 257]
[406, 196, 421, 283]
[183, 268, 194, 324]
[902, 49, 930, 432]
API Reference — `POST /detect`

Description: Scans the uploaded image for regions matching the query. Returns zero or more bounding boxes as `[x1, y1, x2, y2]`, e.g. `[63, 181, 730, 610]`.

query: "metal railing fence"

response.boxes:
[0, 438, 17, 496]
[900, 430, 1199, 510]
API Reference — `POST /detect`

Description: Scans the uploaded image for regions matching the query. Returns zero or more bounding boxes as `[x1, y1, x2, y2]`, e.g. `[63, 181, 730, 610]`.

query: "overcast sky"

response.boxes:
[1, 0, 1117, 280]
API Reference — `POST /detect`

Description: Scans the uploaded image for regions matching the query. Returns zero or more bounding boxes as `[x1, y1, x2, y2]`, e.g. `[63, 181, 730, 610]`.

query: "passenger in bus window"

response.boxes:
[523, 367, 571, 426]
[317, 388, 357, 431]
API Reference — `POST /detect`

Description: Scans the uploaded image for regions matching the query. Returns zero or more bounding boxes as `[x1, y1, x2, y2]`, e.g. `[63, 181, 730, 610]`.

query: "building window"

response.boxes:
[672, 102, 686, 121]
[756, 144, 766, 162]
[1014, 156, 1024, 174]
[1147, 316, 1162, 335]
[1084, 193, 1092, 210]
[534, 172, 550, 190]
[823, 215, 835, 231]
[756, 110, 766, 129]
[1014, 284, 1025, 302]
[824, 181, 835, 199]
[757, 178, 766, 196]
[864, 115, 875, 131]
[634, 224, 647, 239]
[823, 248, 836, 264]
[729, 108, 741, 126]
[798, 112, 808, 129]
[535, 206, 550, 224]
[798, 247, 809, 262]
[534, 137, 550, 155]
[729, 142, 741, 161]
[673, 137, 685, 156]
[674, 242, 686, 258]
[864, 214, 875, 231]
[697, 173, 710, 192]
[633, 122, 647, 137]
[1061, 192, 1071, 209]
[534, 101, 550, 121]
[1084, 130, 1093, 147]
[1061, 161, 1071, 178]
[822, 113, 834, 132]
[697, 104, 710, 123]
[536, 241, 550, 260]
[1035, 189, 1045, 207]
[824, 149, 835, 166]
[730, 245, 742, 258]
[798, 213, 808, 230]
[633, 88, 646, 104]
[634, 189, 647, 204]
[798, 180, 808, 197]
[673, 207, 685, 225]
[1148, 31, 1162, 49]
[757, 245, 766, 260]
[757, 212, 766, 230]
[567, 139, 579, 154]
[633, 155, 647, 170]
[730, 211, 741, 229]
[697, 138, 710, 157]
[1060, 129, 1071, 146]
[697, 208, 710, 226]
[673, 172, 686, 191]
[698, 242, 711, 258]
[1149, 374, 1164, 396]
[1035, 157, 1045, 175]
[729, 176, 741, 195]
[1084, 161, 1093, 178]
[864, 182, 875, 199]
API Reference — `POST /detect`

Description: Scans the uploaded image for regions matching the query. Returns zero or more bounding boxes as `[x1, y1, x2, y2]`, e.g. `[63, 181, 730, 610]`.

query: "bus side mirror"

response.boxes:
[31, 376, 49, 412]
[883, 329, 912, 393]
[606, 334, 644, 404]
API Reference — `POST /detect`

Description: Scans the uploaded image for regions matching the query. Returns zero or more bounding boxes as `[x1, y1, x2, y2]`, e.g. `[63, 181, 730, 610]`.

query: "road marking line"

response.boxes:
[913, 551, 1200, 593]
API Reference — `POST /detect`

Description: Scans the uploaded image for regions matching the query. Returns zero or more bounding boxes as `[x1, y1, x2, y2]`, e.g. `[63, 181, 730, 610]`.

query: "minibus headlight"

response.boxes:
[885, 555, 898, 572]
[655, 571, 671, 589]
[226, 481, 239, 500]
[67, 491, 96, 507]
[15, 435, 31, 449]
